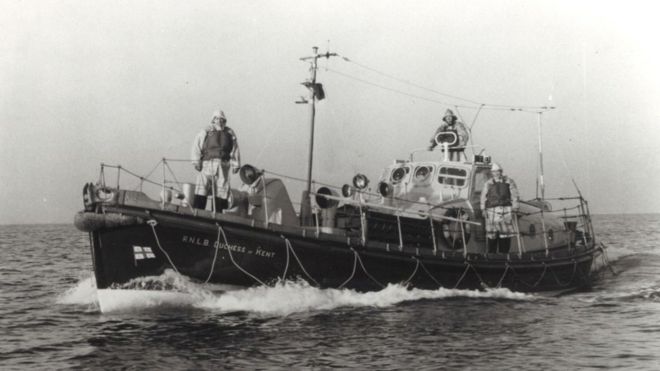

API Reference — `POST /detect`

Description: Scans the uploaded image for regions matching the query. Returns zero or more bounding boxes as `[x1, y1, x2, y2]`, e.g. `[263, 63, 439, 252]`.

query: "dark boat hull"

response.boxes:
[85, 208, 598, 294]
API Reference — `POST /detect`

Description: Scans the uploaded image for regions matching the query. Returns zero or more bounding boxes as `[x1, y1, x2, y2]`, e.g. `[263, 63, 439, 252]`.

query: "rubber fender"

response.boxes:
[74, 211, 142, 232]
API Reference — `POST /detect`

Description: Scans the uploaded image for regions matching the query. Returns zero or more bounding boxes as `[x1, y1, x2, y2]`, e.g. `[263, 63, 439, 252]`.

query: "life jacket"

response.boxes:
[485, 179, 512, 208]
[201, 127, 234, 161]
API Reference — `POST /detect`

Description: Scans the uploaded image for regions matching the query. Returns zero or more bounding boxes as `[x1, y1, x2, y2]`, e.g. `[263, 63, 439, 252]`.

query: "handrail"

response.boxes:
[310, 191, 481, 226]
[94, 160, 593, 253]
[409, 144, 485, 162]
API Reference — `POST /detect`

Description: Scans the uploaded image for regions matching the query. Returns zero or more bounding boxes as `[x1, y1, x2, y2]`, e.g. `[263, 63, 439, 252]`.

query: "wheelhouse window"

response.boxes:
[413, 166, 433, 183]
[438, 167, 468, 187]
[391, 166, 410, 183]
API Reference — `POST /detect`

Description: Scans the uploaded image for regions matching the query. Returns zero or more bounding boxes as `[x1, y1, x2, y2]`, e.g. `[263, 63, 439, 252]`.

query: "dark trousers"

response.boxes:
[192, 195, 229, 212]
[448, 149, 465, 161]
[488, 237, 511, 254]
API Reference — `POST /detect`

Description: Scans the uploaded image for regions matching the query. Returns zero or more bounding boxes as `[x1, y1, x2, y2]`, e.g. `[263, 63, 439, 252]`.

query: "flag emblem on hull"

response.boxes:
[133, 245, 155, 264]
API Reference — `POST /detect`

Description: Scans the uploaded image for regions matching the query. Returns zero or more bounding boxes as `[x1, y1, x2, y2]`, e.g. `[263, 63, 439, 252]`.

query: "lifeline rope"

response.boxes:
[454, 263, 471, 288]
[338, 252, 358, 289]
[496, 264, 510, 288]
[468, 264, 488, 288]
[147, 219, 180, 274]
[354, 249, 386, 288]
[280, 236, 291, 281]
[403, 258, 420, 285]
[203, 225, 223, 283]
[547, 260, 578, 287]
[283, 237, 320, 287]
[418, 260, 442, 286]
[507, 263, 548, 289]
[217, 225, 266, 286]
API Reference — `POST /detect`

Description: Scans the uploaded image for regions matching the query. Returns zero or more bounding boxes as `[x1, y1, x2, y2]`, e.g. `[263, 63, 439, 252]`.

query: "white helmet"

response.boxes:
[491, 162, 503, 171]
[212, 110, 227, 122]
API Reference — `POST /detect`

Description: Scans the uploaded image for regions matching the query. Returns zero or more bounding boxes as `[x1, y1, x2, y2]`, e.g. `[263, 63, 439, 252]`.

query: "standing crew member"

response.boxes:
[480, 163, 519, 253]
[191, 110, 241, 212]
[428, 109, 469, 161]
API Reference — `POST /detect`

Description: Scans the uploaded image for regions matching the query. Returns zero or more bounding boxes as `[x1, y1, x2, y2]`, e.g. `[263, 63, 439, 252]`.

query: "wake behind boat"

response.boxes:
[74, 48, 605, 311]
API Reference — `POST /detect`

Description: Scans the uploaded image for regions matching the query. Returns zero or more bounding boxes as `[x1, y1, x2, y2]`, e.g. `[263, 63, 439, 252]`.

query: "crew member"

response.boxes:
[191, 110, 241, 212]
[428, 109, 469, 161]
[480, 163, 520, 253]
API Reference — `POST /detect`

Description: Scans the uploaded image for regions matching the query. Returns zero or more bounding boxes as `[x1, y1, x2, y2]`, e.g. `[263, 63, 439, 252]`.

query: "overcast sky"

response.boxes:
[1, 0, 659, 224]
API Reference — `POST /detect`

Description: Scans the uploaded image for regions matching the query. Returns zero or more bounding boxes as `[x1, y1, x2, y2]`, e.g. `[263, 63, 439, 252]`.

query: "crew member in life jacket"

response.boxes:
[428, 109, 469, 161]
[480, 163, 520, 253]
[190, 110, 241, 212]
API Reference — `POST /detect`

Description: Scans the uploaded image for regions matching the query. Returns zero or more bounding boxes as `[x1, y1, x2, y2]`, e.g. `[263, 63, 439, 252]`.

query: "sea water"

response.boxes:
[1, 215, 659, 370]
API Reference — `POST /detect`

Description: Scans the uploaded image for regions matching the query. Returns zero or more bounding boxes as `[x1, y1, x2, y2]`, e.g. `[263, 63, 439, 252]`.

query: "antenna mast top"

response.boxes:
[298, 46, 339, 225]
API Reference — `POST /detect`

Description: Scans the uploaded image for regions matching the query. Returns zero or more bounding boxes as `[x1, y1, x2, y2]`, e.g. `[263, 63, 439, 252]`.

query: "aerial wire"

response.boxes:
[332, 54, 556, 113]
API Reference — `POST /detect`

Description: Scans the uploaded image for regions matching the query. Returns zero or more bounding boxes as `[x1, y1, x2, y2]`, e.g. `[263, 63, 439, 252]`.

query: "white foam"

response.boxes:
[96, 289, 197, 312]
[195, 281, 532, 316]
[58, 271, 532, 314]
[56, 274, 98, 305]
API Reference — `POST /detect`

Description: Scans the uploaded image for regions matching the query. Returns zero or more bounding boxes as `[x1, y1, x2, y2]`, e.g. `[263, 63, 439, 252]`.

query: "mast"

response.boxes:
[298, 46, 337, 224]
[537, 111, 545, 200]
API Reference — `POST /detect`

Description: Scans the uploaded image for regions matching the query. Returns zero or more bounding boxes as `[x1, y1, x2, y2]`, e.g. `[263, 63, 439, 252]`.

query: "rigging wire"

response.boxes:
[340, 56, 483, 105]
[326, 67, 553, 114]
[337, 55, 556, 112]
[325, 68, 470, 108]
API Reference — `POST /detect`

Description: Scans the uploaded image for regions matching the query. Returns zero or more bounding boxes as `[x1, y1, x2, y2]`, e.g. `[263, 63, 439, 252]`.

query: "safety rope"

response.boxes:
[338, 252, 358, 289]
[547, 260, 578, 287]
[203, 225, 223, 283]
[454, 263, 471, 289]
[283, 237, 320, 287]
[506, 263, 549, 289]
[496, 264, 510, 288]
[354, 249, 386, 288]
[163, 159, 182, 190]
[403, 258, 420, 285]
[147, 219, 180, 274]
[418, 259, 442, 286]
[217, 225, 266, 286]
[468, 264, 488, 289]
[532, 264, 549, 287]
[280, 236, 291, 281]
